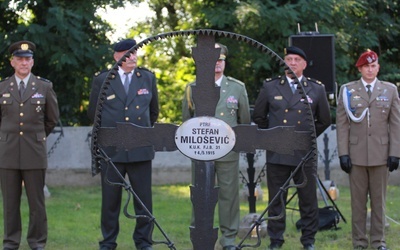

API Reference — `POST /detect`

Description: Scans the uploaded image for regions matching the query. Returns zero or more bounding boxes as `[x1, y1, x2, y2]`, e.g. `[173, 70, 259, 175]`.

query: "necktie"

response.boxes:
[19, 81, 25, 97]
[366, 85, 372, 98]
[290, 82, 296, 94]
[123, 72, 130, 94]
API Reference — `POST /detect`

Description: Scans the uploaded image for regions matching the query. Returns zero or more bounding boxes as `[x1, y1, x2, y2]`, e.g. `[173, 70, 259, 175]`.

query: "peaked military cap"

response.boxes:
[8, 40, 36, 57]
[215, 43, 228, 60]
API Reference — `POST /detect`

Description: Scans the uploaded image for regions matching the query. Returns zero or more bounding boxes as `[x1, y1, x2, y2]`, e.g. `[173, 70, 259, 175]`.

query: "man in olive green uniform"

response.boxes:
[336, 50, 400, 250]
[0, 40, 60, 250]
[182, 43, 251, 250]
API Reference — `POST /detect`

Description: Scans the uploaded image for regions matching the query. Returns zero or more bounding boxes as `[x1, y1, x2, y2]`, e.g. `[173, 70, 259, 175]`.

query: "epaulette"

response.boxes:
[94, 69, 109, 77]
[265, 76, 281, 82]
[381, 81, 397, 88]
[138, 66, 154, 74]
[0, 76, 9, 83]
[306, 77, 324, 86]
[227, 76, 245, 86]
[36, 76, 51, 82]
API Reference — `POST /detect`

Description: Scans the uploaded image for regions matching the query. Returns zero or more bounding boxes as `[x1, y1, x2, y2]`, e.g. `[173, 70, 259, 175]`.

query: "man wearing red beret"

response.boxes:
[336, 50, 400, 250]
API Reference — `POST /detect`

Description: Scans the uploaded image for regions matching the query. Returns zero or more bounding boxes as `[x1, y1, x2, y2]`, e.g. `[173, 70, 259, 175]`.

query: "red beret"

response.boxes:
[355, 50, 378, 67]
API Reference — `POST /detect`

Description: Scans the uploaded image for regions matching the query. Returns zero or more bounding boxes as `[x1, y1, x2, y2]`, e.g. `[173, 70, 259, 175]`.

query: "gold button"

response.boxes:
[37, 101, 40, 104]
[138, 117, 141, 120]
[20, 112, 24, 117]
[43, 137, 46, 141]
[125, 117, 129, 121]
[285, 109, 288, 113]
[283, 119, 287, 123]
[125, 107, 128, 110]
[2, 101, 5, 104]
[20, 103, 23, 107]
[136, 105, 140, 109]
[220, 112, 224, 116]
[20, 122, 23, 126]
[298, 110, 302, 113]
[298, 121, 301, 124]
[20, 132, 23, 135]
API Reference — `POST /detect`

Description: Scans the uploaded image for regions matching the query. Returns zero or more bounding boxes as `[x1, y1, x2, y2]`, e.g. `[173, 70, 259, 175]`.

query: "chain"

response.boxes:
[47, 120, 64, 158]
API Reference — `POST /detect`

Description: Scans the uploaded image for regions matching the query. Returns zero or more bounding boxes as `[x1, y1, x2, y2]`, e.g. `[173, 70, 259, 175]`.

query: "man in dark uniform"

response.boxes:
[88, 39, 159, 250]
[252, 46, 331, 250]
[0, 40, 60, 250]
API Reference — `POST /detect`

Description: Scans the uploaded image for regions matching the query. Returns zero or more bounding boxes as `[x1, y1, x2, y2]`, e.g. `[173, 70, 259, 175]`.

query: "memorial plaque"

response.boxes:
[175, 116, 236, 161]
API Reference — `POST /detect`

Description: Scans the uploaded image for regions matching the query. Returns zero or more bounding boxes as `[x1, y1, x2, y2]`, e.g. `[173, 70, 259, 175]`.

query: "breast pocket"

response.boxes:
[31, 98, 46, 113]
[0, 96, 12, 104]
[375, 99, 390, 118]
[350, 98, 367, 117]
[0, 97, 12, 116]
[227, 102, 238, 110]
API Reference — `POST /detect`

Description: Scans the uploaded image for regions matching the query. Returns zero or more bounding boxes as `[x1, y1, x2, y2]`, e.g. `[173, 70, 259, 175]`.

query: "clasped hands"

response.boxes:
[339, 155, 399, 173]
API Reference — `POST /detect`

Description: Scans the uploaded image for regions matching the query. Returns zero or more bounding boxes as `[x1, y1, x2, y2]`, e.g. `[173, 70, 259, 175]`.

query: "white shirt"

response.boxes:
[118, 68, 133, 86]
[361, 77, 377, 92]
[215, 75, 223, 86]
[286, 75, 303, 89]
[15, 74, 31, 90]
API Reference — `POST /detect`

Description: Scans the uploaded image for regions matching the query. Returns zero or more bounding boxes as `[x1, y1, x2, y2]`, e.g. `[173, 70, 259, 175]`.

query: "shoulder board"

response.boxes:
[380, 81, 396, 88]
[265, 76, 281, 82]
[36, 76, 51, 82]
[227, 76, 245, 86]
[94, 69, 109, 77]
[344, 81, 358, 87]
[306, 77, 324, 86]
[138, 66, 154, 74]
[0, 76, 9, 83]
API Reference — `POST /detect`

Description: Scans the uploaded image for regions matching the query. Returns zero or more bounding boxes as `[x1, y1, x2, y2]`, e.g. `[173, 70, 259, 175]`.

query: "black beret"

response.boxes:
[284, 46, 307, 61]
[114, 39, 137, 52]
[8, 40, 36, 57]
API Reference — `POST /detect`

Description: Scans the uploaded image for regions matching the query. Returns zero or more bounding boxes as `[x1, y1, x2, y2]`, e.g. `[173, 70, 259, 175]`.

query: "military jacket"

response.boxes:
[88, 67, 159, 163]
[336, 79, 400, 166]
[0, 74, 59, 169]
[252, 75, 331, 166]
[182, 75, 251, 161]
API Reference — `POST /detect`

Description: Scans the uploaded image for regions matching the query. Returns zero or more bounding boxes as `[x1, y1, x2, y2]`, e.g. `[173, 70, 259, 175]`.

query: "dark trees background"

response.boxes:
[1, 0, 399, 125]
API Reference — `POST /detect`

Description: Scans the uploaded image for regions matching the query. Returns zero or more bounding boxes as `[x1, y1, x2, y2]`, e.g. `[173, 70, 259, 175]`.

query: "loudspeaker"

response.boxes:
[289, 34, 335, 93]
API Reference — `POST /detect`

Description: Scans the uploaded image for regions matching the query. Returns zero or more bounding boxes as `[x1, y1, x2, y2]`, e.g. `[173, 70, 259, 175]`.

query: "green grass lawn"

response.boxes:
[1, 183, 400, 250]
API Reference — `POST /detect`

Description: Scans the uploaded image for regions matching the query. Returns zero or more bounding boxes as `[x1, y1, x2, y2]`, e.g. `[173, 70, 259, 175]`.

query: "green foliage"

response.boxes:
[0, 0, 124, 125]
[1, 0, 400, 125]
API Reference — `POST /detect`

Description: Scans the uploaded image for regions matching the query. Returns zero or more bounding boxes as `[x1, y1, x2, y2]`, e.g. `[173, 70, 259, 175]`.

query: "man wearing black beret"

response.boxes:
[252, 46, 331, 250]
[0, 40, 59, 250]
[88, 38, 159, 250]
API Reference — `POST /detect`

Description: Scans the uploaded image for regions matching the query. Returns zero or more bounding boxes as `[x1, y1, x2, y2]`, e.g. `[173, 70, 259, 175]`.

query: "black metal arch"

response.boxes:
[89, 29, 318, 249]
[91, 29, 317, 171]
